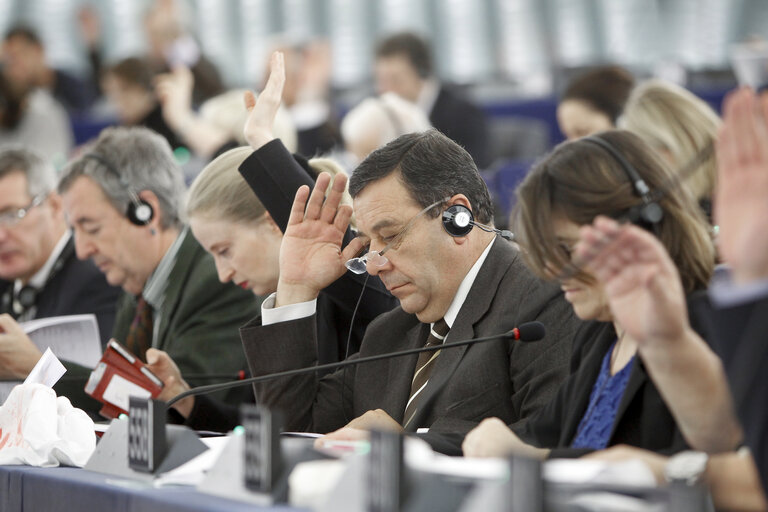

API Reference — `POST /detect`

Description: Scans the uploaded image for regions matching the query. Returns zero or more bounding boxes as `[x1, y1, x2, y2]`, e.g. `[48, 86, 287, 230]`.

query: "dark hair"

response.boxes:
[105, 57, 155, 92]
[561, 66, 634, 124]
[349, 129, 493, 224]
[375, 32, 432, 78]
[513, 130, 714, 293]
[0, 73, 23, 129]
[4, 25, 42, 46]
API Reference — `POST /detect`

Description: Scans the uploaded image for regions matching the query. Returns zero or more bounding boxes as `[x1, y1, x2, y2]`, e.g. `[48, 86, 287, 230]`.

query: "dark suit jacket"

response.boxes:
[240, 239, 581, 436]
[429, 85, 490, 168]
[238, 139, 399, 363]
[56, 229, 259, 417]
[515, 293, 713, 458]
[0, 237, 121, 345]
[705, 294, 768, 494]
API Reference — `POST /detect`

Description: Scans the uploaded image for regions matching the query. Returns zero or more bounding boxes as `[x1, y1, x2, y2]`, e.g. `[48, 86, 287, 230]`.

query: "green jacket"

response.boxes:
[56, 229, 259, 418]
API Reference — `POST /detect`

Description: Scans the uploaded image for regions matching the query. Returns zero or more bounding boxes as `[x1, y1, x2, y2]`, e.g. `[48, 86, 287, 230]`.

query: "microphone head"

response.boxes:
[513, 321, 546, 342]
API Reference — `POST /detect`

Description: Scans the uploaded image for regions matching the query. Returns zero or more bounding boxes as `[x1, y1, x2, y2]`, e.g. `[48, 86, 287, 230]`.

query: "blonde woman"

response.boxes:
[620, 79, 721, 221]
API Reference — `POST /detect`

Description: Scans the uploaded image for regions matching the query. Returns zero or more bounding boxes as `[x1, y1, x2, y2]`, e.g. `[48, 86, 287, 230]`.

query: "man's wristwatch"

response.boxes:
[664, 450, 709, 485]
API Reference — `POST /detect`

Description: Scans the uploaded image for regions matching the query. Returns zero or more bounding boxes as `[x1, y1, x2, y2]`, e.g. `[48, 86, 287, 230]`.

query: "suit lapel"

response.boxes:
[406, 240, 515, 429]
[608, 357, 645, 441]
[154, 230, 196, 345]
[560, 323, 616, 444]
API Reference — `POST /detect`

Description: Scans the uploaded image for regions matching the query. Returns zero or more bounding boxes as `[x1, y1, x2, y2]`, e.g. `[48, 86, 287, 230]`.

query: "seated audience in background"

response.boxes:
[143, 0, 224, 105]
[2, 25, 95, 113]
[0, 147, 120, 378]
[0, 73, 73, 167]
[621, 79, 721, 222]
[155, 65, 297, 161]
[238, 56, 580, 448]
[52, 126, 257, 417]
[340, 91, 431, 167]
[271, 39, 341, 157]
[463, 130, 729, 461]
[101, 57, 184, 150]
[374, 32, 490, 168]
[556, 66, 634, 141]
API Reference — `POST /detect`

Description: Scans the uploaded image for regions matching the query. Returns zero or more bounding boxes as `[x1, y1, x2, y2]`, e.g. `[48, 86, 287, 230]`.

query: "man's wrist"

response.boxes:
[275, 281, 320, 308]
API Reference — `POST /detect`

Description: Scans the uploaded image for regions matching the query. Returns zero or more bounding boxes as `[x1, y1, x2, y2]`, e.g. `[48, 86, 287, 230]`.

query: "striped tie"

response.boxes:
[125, 296, 153, 363]
[402, 318, 450, 429]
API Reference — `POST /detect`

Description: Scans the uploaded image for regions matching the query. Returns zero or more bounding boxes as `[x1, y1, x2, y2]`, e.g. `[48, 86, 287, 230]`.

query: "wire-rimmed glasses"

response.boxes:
[0, 195, 45, 227]
[345, 198, 447, 274]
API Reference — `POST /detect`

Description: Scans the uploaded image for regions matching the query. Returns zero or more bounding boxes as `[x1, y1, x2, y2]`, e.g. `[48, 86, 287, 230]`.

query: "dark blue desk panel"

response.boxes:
[0, 465, 308, 512]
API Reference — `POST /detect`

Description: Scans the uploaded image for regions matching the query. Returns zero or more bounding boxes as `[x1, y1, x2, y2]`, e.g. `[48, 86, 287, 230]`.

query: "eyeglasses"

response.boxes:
[0, 195, 44, 227]
[345, 198, 447, 274]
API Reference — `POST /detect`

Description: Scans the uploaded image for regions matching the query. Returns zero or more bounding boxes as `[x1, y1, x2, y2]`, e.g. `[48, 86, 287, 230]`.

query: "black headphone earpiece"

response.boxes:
[126, 197, 154, 226]
[442, 203, 515, 241]
[581, 135, 664, 230]
[442, 204, 475, 237]
[82, 153, 155, 227]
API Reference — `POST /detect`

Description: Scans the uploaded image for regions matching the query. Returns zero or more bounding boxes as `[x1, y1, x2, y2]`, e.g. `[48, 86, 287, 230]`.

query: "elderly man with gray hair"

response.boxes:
[53, 126, 257, 417]
[0, 146, 120, 380]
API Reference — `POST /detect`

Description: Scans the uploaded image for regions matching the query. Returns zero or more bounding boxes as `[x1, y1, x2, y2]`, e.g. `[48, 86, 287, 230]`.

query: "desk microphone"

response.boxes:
[166, 321, 545, 408]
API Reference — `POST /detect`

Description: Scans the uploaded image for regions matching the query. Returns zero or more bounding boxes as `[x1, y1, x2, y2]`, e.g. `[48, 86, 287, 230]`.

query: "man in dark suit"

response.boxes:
[374, 32, 490, 168]
[0, 147, 120, 379]
[241, 129, 580, 446]
[52, 126, 258, 416]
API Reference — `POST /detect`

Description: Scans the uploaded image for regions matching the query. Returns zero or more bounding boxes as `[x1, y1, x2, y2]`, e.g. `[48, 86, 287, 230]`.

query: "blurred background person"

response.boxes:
[0, 73, 73, 166]
[620, 79, 721, 222]
[155, 65, 297, 164]
[556, 66, 635, 141]
[2, 25, 95, 113]
[339, 91, 431, 168]
[374, 32, 490, 168]
[101, 57, 183, 150]
[270, 39, 340, 157]
[142, 0, 223, 105]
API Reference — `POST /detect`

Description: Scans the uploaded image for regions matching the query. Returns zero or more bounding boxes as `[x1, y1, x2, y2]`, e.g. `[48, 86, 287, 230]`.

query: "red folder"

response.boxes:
[84, 339, 164, 419]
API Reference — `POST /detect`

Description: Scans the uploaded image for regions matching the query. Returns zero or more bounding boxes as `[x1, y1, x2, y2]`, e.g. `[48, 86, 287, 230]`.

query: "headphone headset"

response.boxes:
[581, 135, 664, 230]
[81, 153, 155, 226]
[441, 203, 514, 241]
[1, 237, 75, 319]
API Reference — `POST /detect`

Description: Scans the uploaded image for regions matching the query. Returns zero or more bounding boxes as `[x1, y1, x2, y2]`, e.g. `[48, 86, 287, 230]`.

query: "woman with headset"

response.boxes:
[461, 130, 737, 461]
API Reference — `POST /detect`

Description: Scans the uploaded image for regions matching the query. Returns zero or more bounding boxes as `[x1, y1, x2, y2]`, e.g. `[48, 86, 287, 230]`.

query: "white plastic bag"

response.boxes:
[0, 383, 96, 467]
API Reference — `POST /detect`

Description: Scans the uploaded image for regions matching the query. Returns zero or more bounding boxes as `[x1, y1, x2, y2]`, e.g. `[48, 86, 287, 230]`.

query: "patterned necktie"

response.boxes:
[403, 318, 450, 429]
[125, 296, 153, 362]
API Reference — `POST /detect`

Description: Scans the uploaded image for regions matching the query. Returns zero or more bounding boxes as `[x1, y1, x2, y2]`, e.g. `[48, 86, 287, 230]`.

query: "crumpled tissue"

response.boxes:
[0, 383, 95, 467]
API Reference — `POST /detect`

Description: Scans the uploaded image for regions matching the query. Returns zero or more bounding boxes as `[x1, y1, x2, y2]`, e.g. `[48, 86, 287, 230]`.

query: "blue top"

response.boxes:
[571, 341, 636, 450]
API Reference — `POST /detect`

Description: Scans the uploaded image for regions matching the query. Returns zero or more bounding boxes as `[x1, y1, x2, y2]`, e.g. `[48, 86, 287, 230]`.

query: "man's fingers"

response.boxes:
[304, 173, 332, 220]
[287, 185, 311, 226]
[320, 173, 348, 224]
[341, 234, 367, 262]
[333, 204, 353, 233]
[0, 314, 22, 335]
